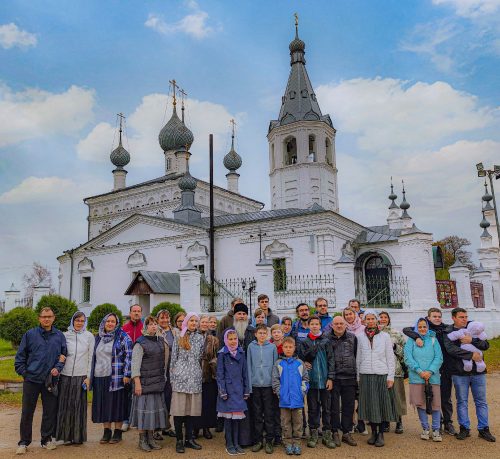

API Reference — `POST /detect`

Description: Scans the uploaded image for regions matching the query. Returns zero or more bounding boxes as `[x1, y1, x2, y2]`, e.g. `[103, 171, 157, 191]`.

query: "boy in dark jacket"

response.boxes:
[272, 337, 309, 455]
[15, 307, 67, 454]
[298, 316, 335, 449]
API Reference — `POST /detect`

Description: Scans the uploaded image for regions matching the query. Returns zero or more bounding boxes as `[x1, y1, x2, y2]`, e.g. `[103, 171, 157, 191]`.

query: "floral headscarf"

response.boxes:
[99, 313, 120, 343]
[68, 311, 87, 334]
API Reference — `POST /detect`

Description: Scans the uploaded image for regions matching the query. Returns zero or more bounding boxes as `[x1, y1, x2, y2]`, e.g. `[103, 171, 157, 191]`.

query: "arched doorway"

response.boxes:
[364, 255, 391, 307]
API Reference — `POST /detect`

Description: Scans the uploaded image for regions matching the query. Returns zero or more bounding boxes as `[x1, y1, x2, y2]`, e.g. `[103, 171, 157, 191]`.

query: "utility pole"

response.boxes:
[209, 134, 215, 312]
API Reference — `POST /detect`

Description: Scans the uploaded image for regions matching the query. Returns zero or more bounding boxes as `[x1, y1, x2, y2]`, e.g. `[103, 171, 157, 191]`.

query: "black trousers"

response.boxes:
[272, 393, 282, 440]
[19, 380, 58, 446]
[307, 388, 331, 430]
[329, 379, 356, 434]
[440, 370, 453, 424]
[251, 386, 275, 443]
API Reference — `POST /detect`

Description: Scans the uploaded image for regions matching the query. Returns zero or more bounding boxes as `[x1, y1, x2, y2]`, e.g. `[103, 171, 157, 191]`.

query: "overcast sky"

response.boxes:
[1, 0, 500, 296]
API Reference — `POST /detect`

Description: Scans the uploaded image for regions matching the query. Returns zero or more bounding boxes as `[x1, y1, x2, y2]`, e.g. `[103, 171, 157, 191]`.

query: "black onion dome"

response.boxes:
[159, 107, 194, 152]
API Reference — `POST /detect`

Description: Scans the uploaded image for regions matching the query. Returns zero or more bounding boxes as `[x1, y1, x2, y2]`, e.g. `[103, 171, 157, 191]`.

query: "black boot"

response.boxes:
[147, 431, 162, 450]
[367, 423, 377, 445]
[381, 421, 390, 433]
[185, 439, 202, 450]
[139, 433, 152, 452]
[100, 428, 112, 444]
[395, 418, 404, 434]
[375, 429, 385, 447]
[203, 428, 213, 439]
[176, 440, 185, 453]
[109, 429, 122, 444]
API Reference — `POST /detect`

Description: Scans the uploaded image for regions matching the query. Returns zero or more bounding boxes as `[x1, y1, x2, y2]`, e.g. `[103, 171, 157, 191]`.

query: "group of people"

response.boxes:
[13, 295, 496, 456]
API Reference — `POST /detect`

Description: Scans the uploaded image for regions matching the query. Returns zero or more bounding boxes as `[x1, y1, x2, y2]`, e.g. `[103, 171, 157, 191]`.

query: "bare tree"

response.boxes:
[22, 262, 54, 303]
[433, 236, 475, 270]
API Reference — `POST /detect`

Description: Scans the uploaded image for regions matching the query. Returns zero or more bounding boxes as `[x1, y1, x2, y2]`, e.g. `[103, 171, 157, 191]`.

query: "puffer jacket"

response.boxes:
[61, 329, 94, 378]
[327, 330, 357, 380]
[298, 333, 334, 389]
[404, 330, 442, 385]
[356, 331, 395, 381]
[247, 340, 278, 388]
[272, 357, 309, 409]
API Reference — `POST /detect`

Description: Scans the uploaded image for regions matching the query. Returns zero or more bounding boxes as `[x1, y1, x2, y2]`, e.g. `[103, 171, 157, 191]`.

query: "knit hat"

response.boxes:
[233, 303, 248, 315]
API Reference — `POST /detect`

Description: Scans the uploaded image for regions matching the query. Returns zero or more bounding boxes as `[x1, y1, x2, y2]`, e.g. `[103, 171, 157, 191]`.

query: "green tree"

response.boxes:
[151, 302, 185, 323]
[0, 307, 38, 347]
[433, 235, 475, 271]
[35, 294, 77, 332]
[88, 303, 123, 334]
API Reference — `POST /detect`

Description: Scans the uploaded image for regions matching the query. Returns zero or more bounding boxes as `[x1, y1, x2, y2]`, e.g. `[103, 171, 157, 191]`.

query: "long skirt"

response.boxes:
[358, 374, 399, 424]
[92, 376, 126, 423]
[393, 376, 407, 416]
[193, 380, 218, 429]
[130, 392, 168, 430]
[56, 375, 87, 443]
[170, 391, 202, 417]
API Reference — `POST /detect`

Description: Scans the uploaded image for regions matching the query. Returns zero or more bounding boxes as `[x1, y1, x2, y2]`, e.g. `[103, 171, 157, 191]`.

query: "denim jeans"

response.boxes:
[452, 374, 489, 430]
[417, 408, 441, 431]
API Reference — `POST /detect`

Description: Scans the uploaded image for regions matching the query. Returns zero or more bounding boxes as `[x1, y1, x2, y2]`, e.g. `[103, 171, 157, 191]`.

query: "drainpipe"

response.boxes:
[68, 249, 74, 301]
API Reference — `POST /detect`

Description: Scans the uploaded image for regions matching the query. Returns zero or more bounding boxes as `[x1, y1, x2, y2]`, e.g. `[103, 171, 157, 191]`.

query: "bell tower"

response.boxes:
[268, 15, 338, 211]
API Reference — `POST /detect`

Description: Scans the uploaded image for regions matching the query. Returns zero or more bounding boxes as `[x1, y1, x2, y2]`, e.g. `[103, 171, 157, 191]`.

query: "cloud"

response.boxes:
[433, 0, 500, 18]
[0, 83, 95, 148]
[145, 1, 217, 39]
[0, 177, 76, 204]
[0, 23, 37, 49]
[77, 92, 242, 166]
[316, 77, 496, 153]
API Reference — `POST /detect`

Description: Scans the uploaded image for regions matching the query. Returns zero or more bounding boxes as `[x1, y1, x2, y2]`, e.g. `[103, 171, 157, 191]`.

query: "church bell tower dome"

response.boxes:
[158, 105, 194, 152]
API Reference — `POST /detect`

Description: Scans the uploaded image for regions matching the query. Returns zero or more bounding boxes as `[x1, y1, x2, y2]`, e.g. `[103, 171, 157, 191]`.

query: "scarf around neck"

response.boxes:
[365, 326, 380, 342]
[308, 331, 322, 340]
[99, 313, 119, 343]
[224, 329, 239, 356]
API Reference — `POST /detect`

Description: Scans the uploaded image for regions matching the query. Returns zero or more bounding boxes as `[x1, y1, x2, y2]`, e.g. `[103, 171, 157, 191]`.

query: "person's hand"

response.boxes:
[326, 380, 333, 391]
[460, 335, 472, 344]
[83, 378, 89, 388]
[472, 352, 482, 362]
[134, 382, 142, 396]
[243, 394, 250, 400]
[416, 338, 424, 347]
[387, 380, 394, 389]
[304, 362, 312, 370]
[123, 377, 130, 385]
[50, 368, 59, 377]
[420, 371, 431, 381]
[59, 354, 66, 363]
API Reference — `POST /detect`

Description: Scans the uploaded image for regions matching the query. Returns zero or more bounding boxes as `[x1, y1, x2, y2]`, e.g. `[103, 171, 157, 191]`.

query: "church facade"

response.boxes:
[57, 23, 500, 334]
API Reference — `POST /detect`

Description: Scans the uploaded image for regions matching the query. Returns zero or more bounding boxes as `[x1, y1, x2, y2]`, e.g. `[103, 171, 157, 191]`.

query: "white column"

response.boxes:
[112, 169, 127, 190]
[179, 263, 201, 313]
[334, 260, 355, 309]
[33, 285, 51, 308]
[255, 258, 275, 309]
[226, 172, 240, 194]
[4, 283, 21, 312]
[449, 262, 474, 309]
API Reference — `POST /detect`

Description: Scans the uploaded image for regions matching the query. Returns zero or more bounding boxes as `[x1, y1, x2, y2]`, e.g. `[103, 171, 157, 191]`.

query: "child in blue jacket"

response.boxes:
[272, 337, 309, 455]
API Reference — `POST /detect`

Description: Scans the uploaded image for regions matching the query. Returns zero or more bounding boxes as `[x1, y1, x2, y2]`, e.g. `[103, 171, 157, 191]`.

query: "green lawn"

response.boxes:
[0, 339, 16, 358]
[0, 359, 21, 382]
[485, 336, 500, 371]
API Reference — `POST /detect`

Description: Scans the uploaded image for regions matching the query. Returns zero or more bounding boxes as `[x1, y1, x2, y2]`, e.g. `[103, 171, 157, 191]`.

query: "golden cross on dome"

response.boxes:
[169, 79, 179, 106]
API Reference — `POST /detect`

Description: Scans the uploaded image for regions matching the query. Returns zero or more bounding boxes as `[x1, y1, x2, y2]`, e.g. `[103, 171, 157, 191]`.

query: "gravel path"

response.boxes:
[0, 373, 499, 458]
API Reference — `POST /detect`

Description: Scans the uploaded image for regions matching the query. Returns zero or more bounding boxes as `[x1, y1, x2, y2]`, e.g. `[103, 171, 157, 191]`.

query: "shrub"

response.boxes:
[0, 307, 38, 347]
[35, 294, 77, 332]
[88, 303, 123, 334]
[151, 302, 185, 324]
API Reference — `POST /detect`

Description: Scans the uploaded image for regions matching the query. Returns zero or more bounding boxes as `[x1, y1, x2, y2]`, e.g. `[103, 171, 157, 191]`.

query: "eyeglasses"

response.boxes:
[317, 304, 328, 308]
[40, 316, 54, 319]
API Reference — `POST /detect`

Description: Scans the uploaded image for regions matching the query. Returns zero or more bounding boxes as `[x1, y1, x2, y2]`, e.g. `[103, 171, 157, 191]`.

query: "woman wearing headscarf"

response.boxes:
[154, 309, 176, 440]
[130, 316, 169, 452]
[378, 311, 407, 434]
[342, 307, 365, 336]
[356, 310, 398, 448]
[170, 312, 204, 453]
[90, 313, 133, 445]
[56, 311, 95, 445]
[193, 315, 219, 440]
[404, 317, 443, 442]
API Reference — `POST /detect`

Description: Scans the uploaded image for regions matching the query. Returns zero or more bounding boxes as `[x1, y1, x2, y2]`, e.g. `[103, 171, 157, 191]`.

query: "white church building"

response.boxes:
[53, 23, 500, 334]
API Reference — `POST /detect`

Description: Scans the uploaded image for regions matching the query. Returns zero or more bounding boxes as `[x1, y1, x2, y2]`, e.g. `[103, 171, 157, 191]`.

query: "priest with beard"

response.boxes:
[222, 302, 255, 446]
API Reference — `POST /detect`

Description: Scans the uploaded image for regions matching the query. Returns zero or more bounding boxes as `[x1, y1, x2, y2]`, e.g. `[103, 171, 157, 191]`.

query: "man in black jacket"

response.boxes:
[402, 307, 456, 435]
[14, 307, 67, 455]
[325, 315, 358, 447]
[443, 307, 495, 442]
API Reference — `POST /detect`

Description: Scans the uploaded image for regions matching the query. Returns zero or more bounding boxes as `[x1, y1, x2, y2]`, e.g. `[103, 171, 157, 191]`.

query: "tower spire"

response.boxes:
[224, 118, 242, 194]
[169, 79, 179, 109]
[179, 88, 187, 123]
[117, 112, 125, 145]
[400, 180, 411, 219]
[294, 12, 299, 37]
[110, 112, 130, 191]
[388, 176, 399, 209]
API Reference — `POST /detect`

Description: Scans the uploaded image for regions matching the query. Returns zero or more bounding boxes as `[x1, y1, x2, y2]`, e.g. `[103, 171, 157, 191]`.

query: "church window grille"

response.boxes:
[166, 157, 172, 170]
[285, 137, 297, 166]
[82, 276, 91, 303]
[308, 135, 316, 162]
[273, 258, 287, 292]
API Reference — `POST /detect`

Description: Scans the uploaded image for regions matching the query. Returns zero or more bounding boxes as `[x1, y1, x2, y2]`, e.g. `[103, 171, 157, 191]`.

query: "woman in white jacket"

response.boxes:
[356, 310, 398, 448]
[56, 311, 95, 444]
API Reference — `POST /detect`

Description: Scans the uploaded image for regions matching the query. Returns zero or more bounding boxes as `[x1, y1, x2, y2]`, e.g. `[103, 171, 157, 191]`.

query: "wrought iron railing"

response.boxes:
[274, 274, 336, 311]
[200, 276, 258, 314]
[14, 297, 32, 308]
[356, 275, 409, 309]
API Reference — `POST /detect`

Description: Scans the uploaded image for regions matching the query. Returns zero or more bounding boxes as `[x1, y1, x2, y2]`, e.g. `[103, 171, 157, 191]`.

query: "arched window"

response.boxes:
[284, 137, 297, 166]
[364, 255, 390, 307]
[166, 157, 172, 170]
[325, 138, 333, 165]
[308, 135, 316, 162]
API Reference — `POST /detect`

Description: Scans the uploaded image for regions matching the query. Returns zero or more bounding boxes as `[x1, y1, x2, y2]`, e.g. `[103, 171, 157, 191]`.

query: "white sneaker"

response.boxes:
[16, 445, 27, 455]
[121, 422, 129, 432]
[432, 430, 443, 442]
[420, 430, 430, 440]
[42, 440, 57, 450]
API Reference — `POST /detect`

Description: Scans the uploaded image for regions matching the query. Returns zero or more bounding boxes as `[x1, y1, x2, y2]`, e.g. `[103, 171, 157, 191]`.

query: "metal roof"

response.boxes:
[125, 270, 180, 295]
[355, 224, 430, 244]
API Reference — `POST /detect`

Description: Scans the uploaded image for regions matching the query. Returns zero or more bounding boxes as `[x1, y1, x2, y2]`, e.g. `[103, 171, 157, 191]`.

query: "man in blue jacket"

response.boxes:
[14, 306, 67, 455]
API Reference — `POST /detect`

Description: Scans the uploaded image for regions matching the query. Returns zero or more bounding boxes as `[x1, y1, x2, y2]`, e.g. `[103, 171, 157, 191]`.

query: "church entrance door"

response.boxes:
[364, 255, 391, 307]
